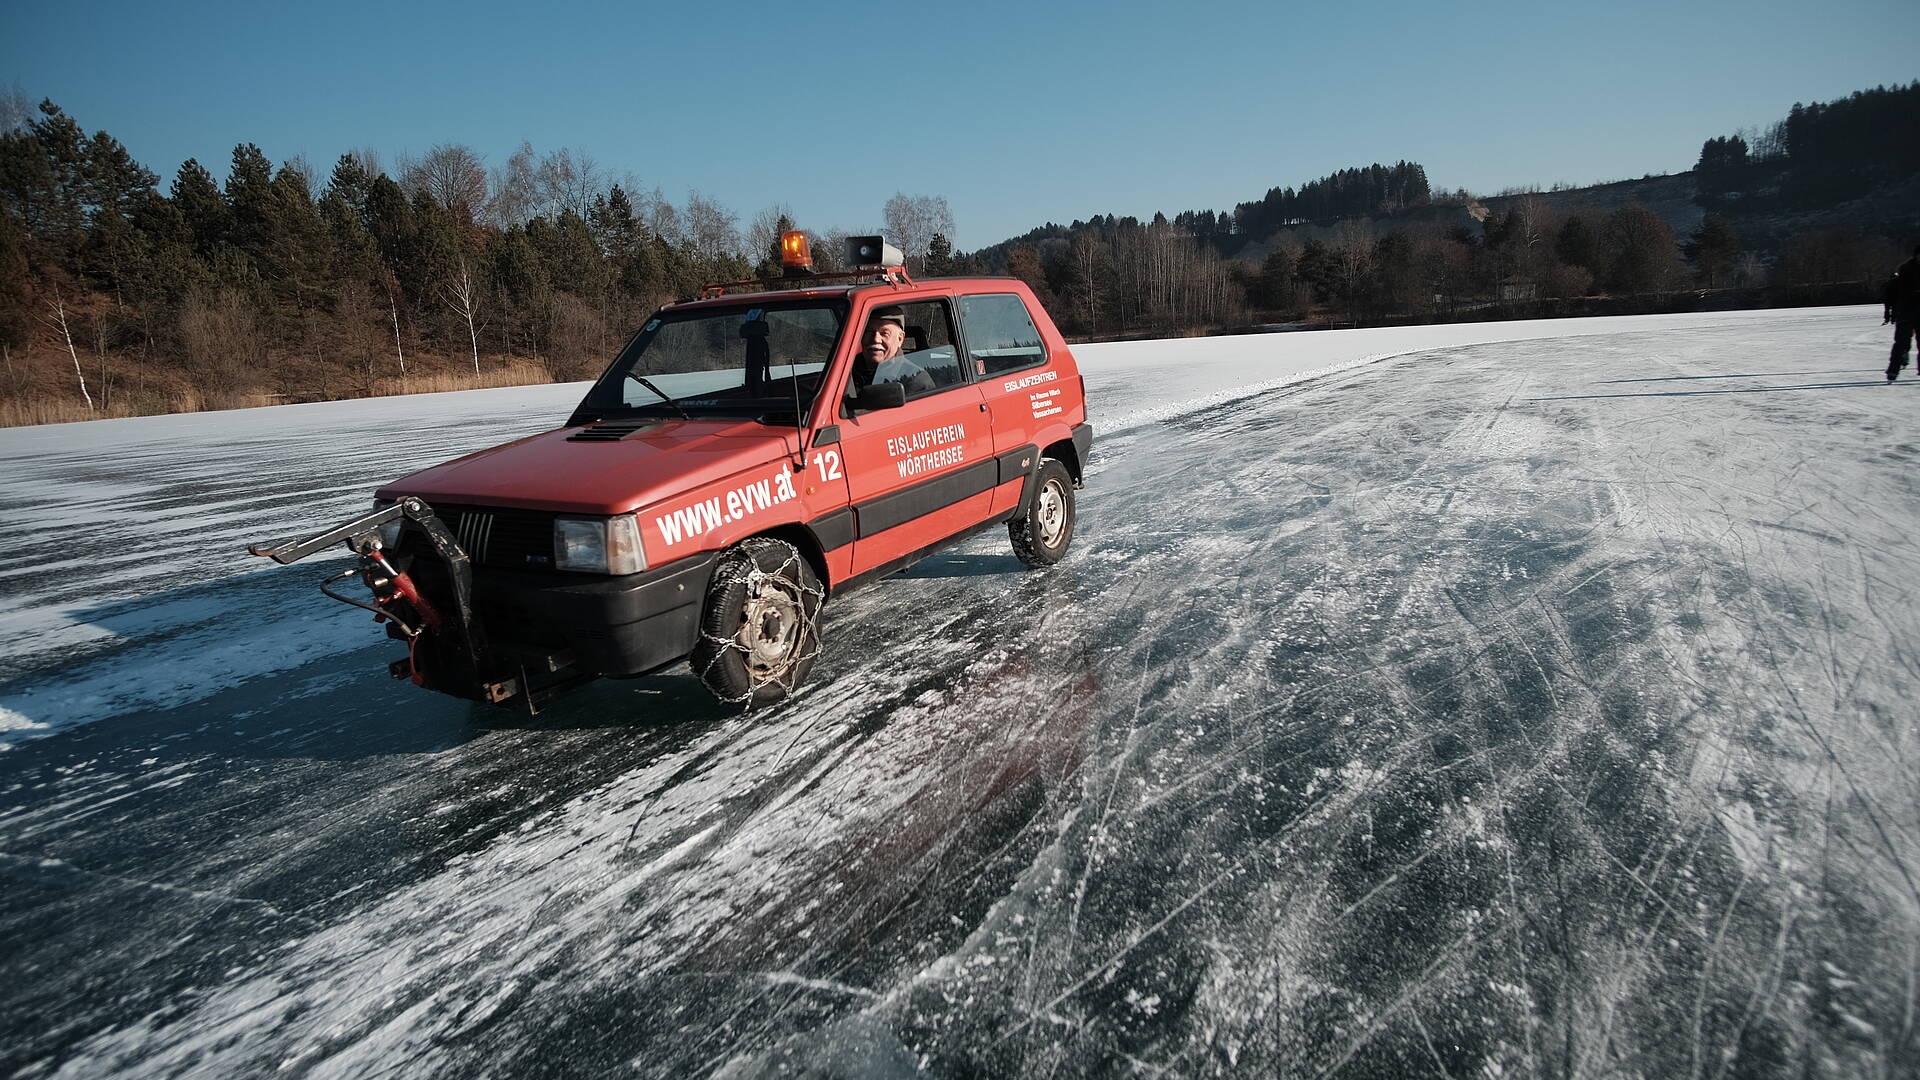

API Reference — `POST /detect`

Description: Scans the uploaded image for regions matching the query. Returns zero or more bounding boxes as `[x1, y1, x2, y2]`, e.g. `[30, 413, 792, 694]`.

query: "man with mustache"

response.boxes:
[849, 305, 935, 398]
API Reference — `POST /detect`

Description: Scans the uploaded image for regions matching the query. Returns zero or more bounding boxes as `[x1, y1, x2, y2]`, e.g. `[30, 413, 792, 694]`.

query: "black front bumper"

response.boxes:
[412, 550, 719, 678]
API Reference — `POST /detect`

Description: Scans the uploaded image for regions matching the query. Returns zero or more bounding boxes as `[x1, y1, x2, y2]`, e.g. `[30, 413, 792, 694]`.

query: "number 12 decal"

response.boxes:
[812, 449, 843, 482]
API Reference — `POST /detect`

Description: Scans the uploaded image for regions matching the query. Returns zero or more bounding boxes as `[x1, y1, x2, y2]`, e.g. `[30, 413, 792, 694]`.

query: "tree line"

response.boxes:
[0, 97, 967, 423]
[989, 199, 1764, 339]
[1695, 81, 1920, 207]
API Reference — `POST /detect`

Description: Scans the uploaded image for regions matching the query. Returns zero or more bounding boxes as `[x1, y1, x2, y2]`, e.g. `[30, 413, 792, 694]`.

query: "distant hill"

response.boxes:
[974, 83, 1919, 266]
[1222, 173, 1706, 268]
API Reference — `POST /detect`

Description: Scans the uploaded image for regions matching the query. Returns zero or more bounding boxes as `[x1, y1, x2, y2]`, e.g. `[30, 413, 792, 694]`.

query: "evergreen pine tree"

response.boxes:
[1682, 213, 1740, 287]
[82, 130, 156, 225]
[170, 158, 228, 256]
[224, 143, 276, 266]
[0, 127, 60, 253]
[1257, 247, 1295, 309]
[1295, 238, 1340, 303]
[925, 232, 954, 276]
[1555, 216, 1599, 273]
[325, 153, 375, 221]
[27, 101, 87, 252]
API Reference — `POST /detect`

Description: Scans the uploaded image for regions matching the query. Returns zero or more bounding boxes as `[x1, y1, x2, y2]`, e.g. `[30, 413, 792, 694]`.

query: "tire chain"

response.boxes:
[691, 539, 826, 707]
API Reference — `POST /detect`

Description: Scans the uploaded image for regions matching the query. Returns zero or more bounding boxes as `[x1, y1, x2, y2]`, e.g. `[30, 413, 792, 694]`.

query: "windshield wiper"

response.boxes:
[629, 374, 693, 421]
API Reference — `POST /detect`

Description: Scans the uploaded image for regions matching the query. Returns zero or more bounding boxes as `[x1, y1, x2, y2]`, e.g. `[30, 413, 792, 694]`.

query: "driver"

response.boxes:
[850, 306, 934, 397]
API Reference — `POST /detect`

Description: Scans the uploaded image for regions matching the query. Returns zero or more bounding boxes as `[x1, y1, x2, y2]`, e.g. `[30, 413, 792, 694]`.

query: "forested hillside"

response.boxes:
[0, 99, 952, 425]
[981, 84, 1917, 342]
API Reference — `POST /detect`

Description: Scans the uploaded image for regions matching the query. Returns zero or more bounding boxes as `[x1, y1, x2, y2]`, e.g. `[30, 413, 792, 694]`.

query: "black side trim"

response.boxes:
[856, 459, 999, 538]
[813, 425, 840, 447]
[835, 509, 1019, 595]
[808, 507, 857, 552]
[996, 444, 1040, 485]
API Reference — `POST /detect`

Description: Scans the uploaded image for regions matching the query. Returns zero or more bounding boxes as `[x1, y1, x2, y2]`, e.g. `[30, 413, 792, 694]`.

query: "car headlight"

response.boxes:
[371, 499, 403, 549]
[554, 515, 646, 575]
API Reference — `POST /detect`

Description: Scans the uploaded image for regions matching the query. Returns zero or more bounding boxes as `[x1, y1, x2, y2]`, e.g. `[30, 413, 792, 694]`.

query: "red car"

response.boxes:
[251, 235, 1092, 710]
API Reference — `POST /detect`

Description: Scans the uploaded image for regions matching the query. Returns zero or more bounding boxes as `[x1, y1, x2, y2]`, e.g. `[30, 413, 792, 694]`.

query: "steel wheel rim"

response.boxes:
[1036, 478, 1068, 548]
[738, 575, 804, 678]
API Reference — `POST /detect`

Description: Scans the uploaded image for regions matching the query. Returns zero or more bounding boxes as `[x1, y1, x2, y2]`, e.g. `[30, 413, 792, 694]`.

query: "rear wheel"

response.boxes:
[1009, 458, 1076, 567]
[691, 537, 824, 707]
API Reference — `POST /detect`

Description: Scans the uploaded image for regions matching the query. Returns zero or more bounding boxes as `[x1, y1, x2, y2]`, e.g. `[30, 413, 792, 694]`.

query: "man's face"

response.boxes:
[860, 318, 904, 364]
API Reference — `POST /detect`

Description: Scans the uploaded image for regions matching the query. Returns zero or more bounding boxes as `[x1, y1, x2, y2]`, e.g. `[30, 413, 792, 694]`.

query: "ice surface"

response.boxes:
[0, 305, 1833, 746]
[2, 305, 1915, 1078]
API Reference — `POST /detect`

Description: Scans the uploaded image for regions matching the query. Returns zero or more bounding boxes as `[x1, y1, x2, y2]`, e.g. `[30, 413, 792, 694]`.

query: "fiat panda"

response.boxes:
[250, 234, 1092, 710]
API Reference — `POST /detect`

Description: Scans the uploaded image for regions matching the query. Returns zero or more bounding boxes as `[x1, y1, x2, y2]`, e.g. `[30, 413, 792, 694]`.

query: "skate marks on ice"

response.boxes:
[4, 316, 1917, 1077]
[0, 396, 569, 743]
[731, 330, 1919, 1077]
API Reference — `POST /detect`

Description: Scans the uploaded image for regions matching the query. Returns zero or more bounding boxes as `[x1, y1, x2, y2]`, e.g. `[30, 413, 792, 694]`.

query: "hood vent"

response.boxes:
[568, 419, 661, 442]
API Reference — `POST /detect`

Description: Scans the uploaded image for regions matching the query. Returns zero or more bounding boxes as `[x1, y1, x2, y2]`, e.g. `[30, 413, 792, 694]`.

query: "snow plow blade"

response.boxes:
[248, 497, 578, 711]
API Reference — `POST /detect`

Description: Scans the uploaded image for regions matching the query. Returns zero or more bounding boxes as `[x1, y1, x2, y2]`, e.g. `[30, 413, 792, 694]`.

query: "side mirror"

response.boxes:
[856, 382, 908, 411]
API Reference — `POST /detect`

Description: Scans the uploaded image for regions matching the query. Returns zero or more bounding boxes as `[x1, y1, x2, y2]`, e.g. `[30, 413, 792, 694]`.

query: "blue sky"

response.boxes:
[2, 0, 1911, 248]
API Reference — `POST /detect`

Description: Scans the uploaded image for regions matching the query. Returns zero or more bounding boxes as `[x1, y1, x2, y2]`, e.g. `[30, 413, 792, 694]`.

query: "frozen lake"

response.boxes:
[2, 306, 1915, 1077]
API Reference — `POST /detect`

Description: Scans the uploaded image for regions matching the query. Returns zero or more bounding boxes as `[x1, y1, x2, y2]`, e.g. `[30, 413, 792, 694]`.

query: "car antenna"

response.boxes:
[788, 351, 809, 472]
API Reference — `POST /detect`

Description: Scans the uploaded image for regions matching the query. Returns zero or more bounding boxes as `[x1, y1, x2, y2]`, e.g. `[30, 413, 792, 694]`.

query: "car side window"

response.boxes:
[958, 294, 1048, 377]
[893, 299, 966, 397]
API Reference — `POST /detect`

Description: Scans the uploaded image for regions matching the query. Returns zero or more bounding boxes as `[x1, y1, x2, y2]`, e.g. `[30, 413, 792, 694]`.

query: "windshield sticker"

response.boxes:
[888, 423, 967, 478]
[745, 308, 763, 320]
[653, 468, 799, 549]
[643, 318, 660, 332]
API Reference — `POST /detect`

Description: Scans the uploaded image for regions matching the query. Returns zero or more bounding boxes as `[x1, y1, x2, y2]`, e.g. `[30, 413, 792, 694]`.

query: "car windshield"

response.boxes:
[578, 301, 847, 421]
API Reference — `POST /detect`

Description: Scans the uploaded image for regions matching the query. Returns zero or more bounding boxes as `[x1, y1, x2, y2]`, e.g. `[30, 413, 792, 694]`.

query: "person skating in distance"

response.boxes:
[1885, 245, 1920, 383]
[849, 306, 934, 398]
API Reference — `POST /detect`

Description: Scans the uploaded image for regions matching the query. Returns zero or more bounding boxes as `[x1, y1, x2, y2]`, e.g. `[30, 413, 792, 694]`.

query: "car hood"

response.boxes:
[374, 417, 801, 516]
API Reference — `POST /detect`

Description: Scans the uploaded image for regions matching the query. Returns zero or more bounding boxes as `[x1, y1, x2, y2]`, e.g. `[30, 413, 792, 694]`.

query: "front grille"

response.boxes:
[426, 503, 558, 569]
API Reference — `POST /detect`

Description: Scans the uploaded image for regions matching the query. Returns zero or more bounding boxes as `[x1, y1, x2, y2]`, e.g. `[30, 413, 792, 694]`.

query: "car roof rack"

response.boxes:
[695, 265, 913, 300]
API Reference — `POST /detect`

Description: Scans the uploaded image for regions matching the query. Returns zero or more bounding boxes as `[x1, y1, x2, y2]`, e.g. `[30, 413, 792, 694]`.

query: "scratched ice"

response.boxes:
[1, 306, 1915, 1078]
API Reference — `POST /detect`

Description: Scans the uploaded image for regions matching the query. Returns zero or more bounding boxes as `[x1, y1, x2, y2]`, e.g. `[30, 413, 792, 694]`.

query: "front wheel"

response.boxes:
[691, 537, 824, 707]
[1009, 458, 1076, 567]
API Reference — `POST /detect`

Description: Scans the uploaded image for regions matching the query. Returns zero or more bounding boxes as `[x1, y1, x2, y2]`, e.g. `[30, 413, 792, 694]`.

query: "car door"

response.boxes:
[958, 291, 1057, 516]
[837, 296, 997, 574]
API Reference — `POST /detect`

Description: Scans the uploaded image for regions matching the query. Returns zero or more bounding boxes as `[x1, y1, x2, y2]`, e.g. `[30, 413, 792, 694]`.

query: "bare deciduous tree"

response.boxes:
[403, 144, 490, 224]
[883, 193, 955, 267]
[385, 276, 407, 376]
[89, 312, 111, 409]
[179, 287, 266, 405]
[637, 187, 685, 247]
[335, 279, 389, 393]
[441, 257, 484, 373]
[0, 87, 33, 133]
[536, 147, 601, 220]
[547, 292, 608, 380]
[346, 147, 383, 180]
[747, 203, 796, 262]
[39, 285, 92, 411]
[487, 142, 539, 226]
[684, 191, 740, 259]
